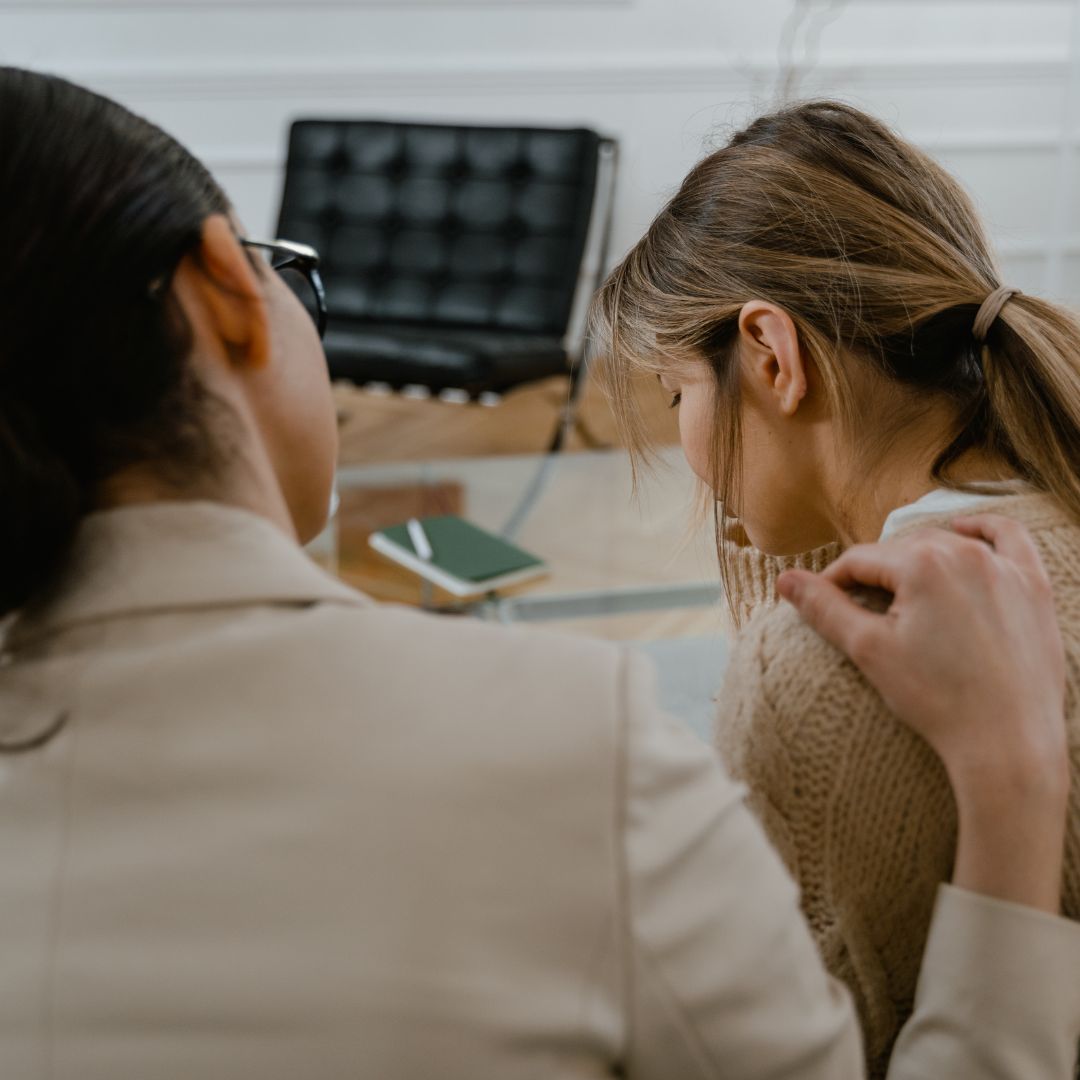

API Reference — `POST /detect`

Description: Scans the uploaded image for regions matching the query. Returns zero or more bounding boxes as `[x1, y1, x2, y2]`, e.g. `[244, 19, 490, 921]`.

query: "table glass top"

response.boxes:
[324, 446, 726, 640]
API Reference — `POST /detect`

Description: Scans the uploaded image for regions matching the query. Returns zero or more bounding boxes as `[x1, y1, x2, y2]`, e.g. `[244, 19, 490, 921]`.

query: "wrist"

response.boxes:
[943, 716, 1069, 817]
[948, 736, 1068, 914]
[952, 803, 1065, 913]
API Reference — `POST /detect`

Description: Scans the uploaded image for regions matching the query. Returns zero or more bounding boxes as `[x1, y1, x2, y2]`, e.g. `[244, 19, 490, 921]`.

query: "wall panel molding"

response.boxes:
[199, 130, 1080, 178]
[926, 131, 1080, 153]
[59, 52, 1069, 102]
[0, 0, 632, 7]
[998, 239, 1080, 258]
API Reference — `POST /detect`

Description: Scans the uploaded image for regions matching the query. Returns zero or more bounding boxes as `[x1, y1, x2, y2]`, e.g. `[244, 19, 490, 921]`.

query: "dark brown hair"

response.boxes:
[0, 68, 231, 616]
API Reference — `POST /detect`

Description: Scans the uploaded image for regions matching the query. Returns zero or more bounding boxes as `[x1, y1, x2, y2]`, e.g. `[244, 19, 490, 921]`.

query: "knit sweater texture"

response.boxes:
[714, 493, 1080, 1078]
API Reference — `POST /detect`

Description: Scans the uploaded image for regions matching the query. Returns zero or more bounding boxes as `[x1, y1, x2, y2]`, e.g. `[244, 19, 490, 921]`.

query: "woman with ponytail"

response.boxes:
[4, 68, 1080, 1079]
[593, 99, 1080, 1076]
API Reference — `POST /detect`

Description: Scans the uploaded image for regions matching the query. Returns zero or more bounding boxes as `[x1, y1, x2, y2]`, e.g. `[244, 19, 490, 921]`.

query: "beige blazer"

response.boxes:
[1, 502, 1078, 1080]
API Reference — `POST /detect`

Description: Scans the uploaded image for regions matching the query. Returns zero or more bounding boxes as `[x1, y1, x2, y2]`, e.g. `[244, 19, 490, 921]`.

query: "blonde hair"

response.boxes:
[590, 100, 1080, 603]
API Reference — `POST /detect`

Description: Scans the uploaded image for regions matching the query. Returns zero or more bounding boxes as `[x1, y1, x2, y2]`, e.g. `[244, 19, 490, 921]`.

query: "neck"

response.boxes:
[98, 448, 298, 542]
[833, 443, 1016, 545]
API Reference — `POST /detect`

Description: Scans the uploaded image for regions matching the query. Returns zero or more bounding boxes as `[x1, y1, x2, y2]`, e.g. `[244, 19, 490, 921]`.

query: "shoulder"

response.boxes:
[714, 600, 877, 805]
[297, 597, 625, 701]
[714, 595, 933, 810]
[900, 492, 1080, 575]
[989, 495, 1080, 596]
[896, 491, 1080, 633]
[222, 596, 632, 751]
[721, 600, 862, 725]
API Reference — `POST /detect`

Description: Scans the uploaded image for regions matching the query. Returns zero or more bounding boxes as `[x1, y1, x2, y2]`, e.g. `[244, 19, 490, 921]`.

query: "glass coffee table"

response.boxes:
[326, 445, 725, 642]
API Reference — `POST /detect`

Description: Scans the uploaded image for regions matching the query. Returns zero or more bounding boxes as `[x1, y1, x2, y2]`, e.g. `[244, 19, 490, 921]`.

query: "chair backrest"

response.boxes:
[276, 120, 602, 338]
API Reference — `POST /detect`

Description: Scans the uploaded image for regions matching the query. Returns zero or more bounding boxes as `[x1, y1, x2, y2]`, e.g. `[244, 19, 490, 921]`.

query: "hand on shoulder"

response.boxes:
[777, 514, 1069, 913]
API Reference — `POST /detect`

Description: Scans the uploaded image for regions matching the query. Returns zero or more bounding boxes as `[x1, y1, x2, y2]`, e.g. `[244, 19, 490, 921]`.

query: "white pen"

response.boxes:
[406, 517, 434, 561]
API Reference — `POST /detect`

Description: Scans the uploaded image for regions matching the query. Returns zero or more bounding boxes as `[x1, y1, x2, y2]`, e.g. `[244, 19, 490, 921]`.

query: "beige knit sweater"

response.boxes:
[714, 493, 1080, 1078]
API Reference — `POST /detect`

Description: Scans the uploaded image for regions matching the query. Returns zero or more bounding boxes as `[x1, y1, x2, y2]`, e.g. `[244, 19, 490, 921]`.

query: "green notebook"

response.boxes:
[369, 515, 547, 597]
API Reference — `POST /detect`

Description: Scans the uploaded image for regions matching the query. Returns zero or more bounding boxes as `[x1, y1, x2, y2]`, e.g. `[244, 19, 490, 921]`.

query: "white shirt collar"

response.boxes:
[879, 483, 1025, 539]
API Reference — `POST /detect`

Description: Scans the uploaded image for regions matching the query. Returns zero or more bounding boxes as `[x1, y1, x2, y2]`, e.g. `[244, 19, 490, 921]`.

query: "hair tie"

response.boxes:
[972, 286, 1019, 343]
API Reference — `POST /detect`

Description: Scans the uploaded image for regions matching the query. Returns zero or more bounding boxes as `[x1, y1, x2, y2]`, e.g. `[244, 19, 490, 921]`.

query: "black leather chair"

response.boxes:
[276, 119, 616, 446]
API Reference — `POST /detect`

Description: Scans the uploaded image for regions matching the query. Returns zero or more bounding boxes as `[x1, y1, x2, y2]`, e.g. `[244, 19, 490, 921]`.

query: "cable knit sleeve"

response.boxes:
[714, 603, 957, 1077]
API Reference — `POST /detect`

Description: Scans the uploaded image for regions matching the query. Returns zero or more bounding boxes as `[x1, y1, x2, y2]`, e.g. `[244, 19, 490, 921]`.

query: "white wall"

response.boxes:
[4, 0, 1080, 301]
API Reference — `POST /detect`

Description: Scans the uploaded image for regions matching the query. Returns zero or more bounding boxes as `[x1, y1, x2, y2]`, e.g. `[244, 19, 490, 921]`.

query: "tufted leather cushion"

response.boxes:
[277, 119, 603, 392]
[323, 324, 566, 395]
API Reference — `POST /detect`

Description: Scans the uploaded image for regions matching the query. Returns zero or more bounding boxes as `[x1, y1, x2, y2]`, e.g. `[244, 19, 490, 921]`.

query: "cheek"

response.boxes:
[280, 312, 333, 441]
[289, 351, 338, 539]
[269, 289, 338, 540]
[678, 393, 764, 523]
[678, 394, 718, 487]
[727, 410, 792, 543]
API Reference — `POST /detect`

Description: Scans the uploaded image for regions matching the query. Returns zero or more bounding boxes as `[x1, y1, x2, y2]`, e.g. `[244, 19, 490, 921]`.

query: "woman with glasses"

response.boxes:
[0, 68, 1078, 1080]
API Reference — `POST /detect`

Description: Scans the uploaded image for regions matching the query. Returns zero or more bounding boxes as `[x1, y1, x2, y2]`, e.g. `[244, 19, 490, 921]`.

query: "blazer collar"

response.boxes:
[7, 500, 370, 648]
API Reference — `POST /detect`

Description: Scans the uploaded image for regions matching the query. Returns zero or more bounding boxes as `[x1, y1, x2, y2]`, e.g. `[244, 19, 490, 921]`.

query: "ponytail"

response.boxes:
[978, 295, 1080, 520]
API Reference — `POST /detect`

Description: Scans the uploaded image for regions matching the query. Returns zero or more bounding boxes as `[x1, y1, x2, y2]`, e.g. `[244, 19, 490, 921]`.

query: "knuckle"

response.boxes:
[965, 538, 997, 572]
[935, 530, 995, 578]
[800, 589, 828, 627]
[1031, 568, 1055, 602]
[910, 542, 947, 578]
[904, 525, 941, 544]
[846, 626, 879, 667]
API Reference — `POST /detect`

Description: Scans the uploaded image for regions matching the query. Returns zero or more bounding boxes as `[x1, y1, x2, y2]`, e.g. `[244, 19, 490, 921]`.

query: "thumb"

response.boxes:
[778, 569, 882, 665]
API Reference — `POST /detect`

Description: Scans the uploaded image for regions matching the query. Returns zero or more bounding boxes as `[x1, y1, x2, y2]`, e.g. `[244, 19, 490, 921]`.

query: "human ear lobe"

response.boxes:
[177, 214, 271, 370]
[737, 301, 808, 417]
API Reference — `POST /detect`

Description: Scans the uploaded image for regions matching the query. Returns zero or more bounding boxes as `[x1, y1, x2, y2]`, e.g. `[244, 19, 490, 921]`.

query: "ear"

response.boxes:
[172, 214, 271, 371]
[737, 300, 808, 417]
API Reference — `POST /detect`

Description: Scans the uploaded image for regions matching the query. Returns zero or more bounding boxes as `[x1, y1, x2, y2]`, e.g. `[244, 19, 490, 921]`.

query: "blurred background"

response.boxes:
[7, 0, 1078, 670]
[5, 0, 1080, 468]
[4, 1, 1079, 294]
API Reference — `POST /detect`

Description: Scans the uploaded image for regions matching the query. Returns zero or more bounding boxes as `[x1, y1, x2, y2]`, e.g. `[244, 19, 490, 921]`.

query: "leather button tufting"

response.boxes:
[279, 119, 608, 389]
[507, 160, 533, 183]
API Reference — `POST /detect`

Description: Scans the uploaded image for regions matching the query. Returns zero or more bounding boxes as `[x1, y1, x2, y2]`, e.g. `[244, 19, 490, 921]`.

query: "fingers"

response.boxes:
[825, 519, 1035, 595]
[820, 543, 907, 592]
[777, 569, 883, 666]
[950, 514, 1046, 576]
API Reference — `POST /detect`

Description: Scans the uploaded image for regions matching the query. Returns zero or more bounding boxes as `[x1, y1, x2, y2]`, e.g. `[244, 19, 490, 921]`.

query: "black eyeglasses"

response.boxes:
[240, 237, 328, 339]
